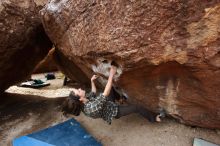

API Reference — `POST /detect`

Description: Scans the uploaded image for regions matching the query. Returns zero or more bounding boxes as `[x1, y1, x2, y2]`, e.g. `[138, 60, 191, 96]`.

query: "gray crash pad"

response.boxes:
[193, 138, 219, 146]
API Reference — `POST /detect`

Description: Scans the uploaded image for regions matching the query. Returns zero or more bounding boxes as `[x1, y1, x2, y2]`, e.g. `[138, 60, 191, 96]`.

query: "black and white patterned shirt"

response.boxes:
[82, 92, 118, 124]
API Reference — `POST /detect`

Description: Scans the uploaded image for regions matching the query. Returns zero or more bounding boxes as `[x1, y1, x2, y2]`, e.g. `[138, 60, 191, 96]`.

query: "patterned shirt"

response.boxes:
[82, 92, 118, 124]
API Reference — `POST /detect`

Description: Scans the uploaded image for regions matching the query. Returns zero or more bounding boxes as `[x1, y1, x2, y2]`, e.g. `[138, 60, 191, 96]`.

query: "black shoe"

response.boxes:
[159, 108, 166, 118]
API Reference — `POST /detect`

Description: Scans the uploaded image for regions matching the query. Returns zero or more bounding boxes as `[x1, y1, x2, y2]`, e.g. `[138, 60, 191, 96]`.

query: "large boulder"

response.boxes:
[41, 0, 220, 129]
[0, 0, 52, 92]
[34, 48, 58, 73]
[52, 48, 91, 86]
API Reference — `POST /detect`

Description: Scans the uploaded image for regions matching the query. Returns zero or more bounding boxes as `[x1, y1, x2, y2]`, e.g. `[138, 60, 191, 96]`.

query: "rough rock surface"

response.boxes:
[0, 0, 52, 92]
[41, 0, 220, 129]
[34, 48, 58, 73]
[52, 48, 91, 86]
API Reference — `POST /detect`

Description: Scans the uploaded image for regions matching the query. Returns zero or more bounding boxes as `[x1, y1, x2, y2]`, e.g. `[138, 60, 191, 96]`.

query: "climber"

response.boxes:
[62, 65, 165, 124]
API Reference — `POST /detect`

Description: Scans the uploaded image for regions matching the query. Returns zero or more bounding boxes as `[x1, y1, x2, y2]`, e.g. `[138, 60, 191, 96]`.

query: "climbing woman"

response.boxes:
[62, 65, 165, 124]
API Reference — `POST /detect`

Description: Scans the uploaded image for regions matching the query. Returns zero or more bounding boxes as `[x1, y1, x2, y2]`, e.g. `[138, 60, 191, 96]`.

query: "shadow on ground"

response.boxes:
[0, 93, 68, 146]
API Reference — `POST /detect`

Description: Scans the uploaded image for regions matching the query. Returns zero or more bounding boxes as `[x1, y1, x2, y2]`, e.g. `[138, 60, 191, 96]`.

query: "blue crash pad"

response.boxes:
[13, 118, 102, 146]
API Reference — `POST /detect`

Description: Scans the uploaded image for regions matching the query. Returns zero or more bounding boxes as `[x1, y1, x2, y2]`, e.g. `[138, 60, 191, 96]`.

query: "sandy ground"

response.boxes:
[0, 72, 219, 146]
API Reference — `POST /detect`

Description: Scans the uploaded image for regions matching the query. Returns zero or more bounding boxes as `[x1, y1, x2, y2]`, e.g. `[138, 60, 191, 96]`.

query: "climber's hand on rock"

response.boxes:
[91, 75, 99, 81]
[110, 65, 117, 76]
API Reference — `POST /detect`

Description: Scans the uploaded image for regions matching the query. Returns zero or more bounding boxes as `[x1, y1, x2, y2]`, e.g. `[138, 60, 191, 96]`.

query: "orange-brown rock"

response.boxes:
[53, 48, 91, 86]
[41, 0, 220, 129]
[34, 48, 58, 73]
[0, 0, 52, 92]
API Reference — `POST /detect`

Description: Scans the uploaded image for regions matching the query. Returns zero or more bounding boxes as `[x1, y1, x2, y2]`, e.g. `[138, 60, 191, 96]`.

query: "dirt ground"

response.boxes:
[0, 72, 219, 146]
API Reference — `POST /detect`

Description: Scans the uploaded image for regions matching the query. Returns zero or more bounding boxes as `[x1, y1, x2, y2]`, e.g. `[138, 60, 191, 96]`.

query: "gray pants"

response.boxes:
[108, 88, 157, 122]
[116, 105, 157, 122]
